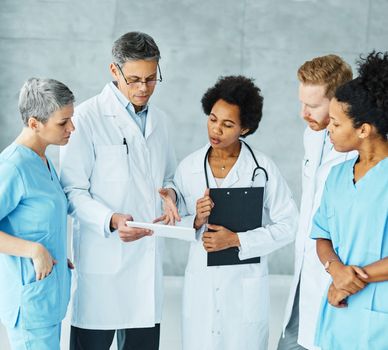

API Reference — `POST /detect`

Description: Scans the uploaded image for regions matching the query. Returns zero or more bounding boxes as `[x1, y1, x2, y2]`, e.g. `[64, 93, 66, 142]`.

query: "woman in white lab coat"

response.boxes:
[174, 76, 299, 350]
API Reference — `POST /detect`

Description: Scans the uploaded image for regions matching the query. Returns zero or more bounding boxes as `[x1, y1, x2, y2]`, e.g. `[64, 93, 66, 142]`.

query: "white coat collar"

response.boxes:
[190, 142, 254, 188]
[304, 126, 357, 170]
[98, 83, 158, 139]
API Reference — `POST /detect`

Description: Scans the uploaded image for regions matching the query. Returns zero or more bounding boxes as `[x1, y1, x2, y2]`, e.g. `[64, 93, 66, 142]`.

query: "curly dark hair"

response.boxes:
[201, 75, 263, 137]
[335, 51, 388, 139]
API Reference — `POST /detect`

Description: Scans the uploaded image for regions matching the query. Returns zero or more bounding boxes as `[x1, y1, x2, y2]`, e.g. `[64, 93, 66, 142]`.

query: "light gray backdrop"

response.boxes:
[0, 0, 387, 275]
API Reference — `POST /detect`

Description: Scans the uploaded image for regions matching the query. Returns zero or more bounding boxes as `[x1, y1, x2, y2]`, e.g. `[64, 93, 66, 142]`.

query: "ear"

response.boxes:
[109, 63, 120, 81]
[357, 123, 372, 139]
[240, 128, 250, 136]
[27, 117, 40, 131]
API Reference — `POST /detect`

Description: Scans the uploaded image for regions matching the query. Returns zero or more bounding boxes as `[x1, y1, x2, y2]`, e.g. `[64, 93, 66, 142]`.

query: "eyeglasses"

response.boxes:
[115, 63, 163, 87]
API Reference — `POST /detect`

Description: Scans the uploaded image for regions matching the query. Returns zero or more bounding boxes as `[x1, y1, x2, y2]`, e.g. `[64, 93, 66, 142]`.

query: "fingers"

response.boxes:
[196, 200, 213, 219]
[119, 232, 149, 242]
[67, 259, 75, 269]
[202, 240, 215, 252]
[118, 227, 153, 242]
[352, 278, 367, 290]
[196, 196, 214, 208]
[153, 215, 166, 223]
[170, 205, 181, 222]
[158, 188, 169, 198]
[203, 244, 213, 252]
[207, 224, 223, 231]
[353, 265, 368, 279]
[162, 192, 181, 224]
[333, 265, 367, 293]
[339, 277, 366, 293]
[337, 300, 348, 308]
[204, 188, 210, 197]
[164, 204, 181, 225]
[124, 214, 134, 221]
[328, 284, 349, 308]
[337, 281, 361, 294]
[35, 264, 53, 281]
[120, 227, 153, 235]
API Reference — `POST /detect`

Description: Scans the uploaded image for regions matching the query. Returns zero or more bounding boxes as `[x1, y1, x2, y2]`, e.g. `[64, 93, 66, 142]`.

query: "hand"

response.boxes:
[67, 258, 75, 270]
[153, 188, 181, 225]
[194, 189, 214, 230]
[329, 261, 368, 294]
[327, 282, 349, 308]
[30, 243, 57, 281]
[111, 213, 153, 242]
[202, 224, 240, 252]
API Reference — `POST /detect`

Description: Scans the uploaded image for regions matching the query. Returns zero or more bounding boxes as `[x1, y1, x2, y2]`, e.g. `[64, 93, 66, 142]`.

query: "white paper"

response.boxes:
[125, 221, 196, 242]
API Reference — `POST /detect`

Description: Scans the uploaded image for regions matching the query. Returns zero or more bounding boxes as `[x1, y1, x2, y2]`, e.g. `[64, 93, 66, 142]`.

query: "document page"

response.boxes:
[126, 221, 196, 242]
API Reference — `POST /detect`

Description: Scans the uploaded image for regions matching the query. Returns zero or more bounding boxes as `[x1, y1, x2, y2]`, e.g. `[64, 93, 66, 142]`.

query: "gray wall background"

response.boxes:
[0, 0, 387, 275]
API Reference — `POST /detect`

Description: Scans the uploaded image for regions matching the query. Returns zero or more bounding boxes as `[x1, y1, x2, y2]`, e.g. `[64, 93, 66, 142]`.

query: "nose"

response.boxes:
[212, 124, 222, 135]
[301, 104, 309, 118]
[67, 119, 75, 132]
[327, 120, 334, 134]
[138, 81, 148, 92]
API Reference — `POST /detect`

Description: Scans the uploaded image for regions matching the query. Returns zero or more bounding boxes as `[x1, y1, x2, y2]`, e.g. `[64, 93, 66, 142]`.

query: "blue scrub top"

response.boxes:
[311, 156, 388, 350]
[0, 143, 71, 329]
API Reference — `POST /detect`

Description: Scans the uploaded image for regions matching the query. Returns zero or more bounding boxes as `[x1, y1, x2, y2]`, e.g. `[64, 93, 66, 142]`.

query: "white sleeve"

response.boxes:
[172, 161, 205, 240]
[237, 160, 299, 260]
[162, 123, 180, 204]
[59, 113, 114, 238]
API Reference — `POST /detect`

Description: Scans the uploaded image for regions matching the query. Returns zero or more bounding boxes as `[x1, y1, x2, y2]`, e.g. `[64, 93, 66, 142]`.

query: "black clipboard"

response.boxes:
[207, 187, 264, 266]
[204, 141, 268, 267]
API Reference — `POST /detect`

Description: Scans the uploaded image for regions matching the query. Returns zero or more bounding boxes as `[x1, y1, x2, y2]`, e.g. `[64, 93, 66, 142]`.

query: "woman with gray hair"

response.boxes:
[0, 77, 75, 350]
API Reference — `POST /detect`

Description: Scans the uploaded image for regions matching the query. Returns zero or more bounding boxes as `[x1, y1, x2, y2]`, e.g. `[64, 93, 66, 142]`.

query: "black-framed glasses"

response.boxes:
[115, 62, 163, 87]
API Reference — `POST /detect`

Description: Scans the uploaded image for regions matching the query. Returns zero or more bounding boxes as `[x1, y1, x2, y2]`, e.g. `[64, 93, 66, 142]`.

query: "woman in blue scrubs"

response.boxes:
[0, 78, 75, 350]
[311, 51, 388, 349]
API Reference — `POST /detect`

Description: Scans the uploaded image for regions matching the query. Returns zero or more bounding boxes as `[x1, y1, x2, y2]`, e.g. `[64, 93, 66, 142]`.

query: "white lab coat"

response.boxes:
[174, 143, 298, 350]
[59, 83, 177, 329]
[282, 127, 357, 349]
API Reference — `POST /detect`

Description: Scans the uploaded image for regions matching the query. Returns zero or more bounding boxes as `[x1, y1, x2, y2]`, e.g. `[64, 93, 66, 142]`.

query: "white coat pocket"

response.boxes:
[94, 145, 129, 182]
[242, 275, 269, 324]
[303, 157, 313, 179]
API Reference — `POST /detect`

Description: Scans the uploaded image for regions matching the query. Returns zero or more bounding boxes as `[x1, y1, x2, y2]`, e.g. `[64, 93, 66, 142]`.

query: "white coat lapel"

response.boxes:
[304, 128, 326, 173]
[144, 105, 157, 140]
[99, 84, 144, 137]
[218, 142, 252, 188]
[221, 158, 241, 188]
[191, 145, 217, 188]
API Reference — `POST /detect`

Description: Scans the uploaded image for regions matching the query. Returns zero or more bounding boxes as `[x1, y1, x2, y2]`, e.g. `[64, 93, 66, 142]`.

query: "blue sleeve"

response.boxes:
[310, 182, 332, 240]
[0, 161, 25, 221]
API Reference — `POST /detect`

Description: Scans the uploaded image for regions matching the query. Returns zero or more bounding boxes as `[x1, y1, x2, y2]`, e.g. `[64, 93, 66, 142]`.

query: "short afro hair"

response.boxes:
[201, 75, 263, 137]
[335, 51, 388, 140]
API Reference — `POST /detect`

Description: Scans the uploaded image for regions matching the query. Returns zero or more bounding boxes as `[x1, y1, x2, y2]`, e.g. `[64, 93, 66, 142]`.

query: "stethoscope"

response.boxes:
[204, 140, 269, 188]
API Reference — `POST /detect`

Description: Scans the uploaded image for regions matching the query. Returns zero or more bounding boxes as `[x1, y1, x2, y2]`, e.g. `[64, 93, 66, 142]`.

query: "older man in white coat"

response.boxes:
[278, 55, 356, 350]
[60, 32, 179, 350]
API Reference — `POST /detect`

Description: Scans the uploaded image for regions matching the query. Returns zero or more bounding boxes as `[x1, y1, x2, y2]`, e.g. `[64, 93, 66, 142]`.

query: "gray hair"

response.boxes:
[112, 31, 160, 65]
[18, 78, 75, 126]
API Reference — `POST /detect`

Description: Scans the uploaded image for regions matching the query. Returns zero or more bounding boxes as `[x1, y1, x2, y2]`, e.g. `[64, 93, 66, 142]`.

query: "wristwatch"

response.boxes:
[324, 259, 339, 273]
